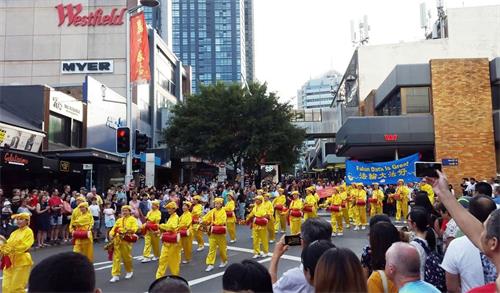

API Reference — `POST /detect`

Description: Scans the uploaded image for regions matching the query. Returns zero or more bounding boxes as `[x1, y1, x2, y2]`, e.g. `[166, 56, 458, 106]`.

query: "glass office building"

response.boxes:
[172, 0, 253, 93]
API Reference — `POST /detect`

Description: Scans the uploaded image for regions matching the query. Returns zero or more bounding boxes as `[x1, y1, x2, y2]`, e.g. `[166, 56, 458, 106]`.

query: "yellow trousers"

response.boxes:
[370, 203, 383, 217]
[143, 231, 160, 258]
[2, 265, 31, 293]
[304, 211, 315, 220]
[290, 217, 301, 235]
[180, 234, 193, 261]
[355, 205, 367, 226]
[330, 212, 343, 233]
[350, 202, 358, 221]
[267, 217, 275, 241]
[193, 225, 205, 249]
[205, 234, 227, 265]
[252, 227, 268, 254]
[74, 238, 94, 262]
[111, 241, 133, 276]
[274, 212, 287, 232]
[156, 242, 181, 278]
[342, 206, 350, 228]
[227, 221, 236, 241]
[396, 200, 409, 221]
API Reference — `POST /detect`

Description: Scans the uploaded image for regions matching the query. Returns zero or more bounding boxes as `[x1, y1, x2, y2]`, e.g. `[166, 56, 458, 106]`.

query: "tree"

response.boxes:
[164, 81, 305, 175]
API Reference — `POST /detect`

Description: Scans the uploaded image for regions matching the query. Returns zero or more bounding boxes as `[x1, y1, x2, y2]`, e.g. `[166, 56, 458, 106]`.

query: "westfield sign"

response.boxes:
[56, 3, 127, 27]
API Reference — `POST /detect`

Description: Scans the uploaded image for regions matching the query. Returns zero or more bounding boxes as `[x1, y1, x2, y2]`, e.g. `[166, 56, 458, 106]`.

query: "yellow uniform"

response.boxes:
[224, 200, 237, 242]
[395, 185, 410, 222]
[303, 193, 317, 220]
[272, 194, 287, 233]
[262, 199, 275, 242]
[1, 226, 34, 293]
[142, 209, 161, 259]
[203, 208, 228, 266]
[156, 213, 181, 278]
[420, 183, 435, 205]
[110, 215, 139, 277]
[370, 189, 385, 216]
[179, 211, 193, 262]
[70, 209, 94, 262]
[325, 192, 343, 234]
[313, 192, 320, 217]
[348, 185, 358, 221]
[289, 199, 303, 235]
[69, 207, 82, 227]
[247, 203, 269, 255]
[354, 187, 368, 228]
[191, 203, 205, 250]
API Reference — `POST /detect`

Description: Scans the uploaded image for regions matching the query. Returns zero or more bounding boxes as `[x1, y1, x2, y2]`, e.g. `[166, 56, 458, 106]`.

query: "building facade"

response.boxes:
[297, 71, 341, 110]
[172, 0, 252, 93]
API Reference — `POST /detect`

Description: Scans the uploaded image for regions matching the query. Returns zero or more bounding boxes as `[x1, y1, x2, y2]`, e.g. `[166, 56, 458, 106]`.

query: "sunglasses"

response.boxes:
[148, 275, 189, 292]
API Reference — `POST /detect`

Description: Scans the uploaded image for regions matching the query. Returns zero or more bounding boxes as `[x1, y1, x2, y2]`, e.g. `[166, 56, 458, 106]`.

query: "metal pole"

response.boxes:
[125, 10, 133, 187]
[395, 148, 399, 160]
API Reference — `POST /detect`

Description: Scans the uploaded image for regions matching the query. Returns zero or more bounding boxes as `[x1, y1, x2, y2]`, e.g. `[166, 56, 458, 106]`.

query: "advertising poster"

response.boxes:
[0, 123, 44, 153]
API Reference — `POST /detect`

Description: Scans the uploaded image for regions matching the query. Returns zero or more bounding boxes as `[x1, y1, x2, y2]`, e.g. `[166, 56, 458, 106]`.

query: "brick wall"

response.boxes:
[431, 58, 496, 191]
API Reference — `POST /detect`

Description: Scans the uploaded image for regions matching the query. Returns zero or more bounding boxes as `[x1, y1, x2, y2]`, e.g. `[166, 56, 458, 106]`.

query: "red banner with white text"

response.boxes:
[130, 12, 151, 83]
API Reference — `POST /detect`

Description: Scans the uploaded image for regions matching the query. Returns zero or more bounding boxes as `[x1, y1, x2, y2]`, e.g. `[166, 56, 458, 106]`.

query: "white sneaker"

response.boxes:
[267, 252, 273, 257]
[269, 240, 275, 244]
[152, 256, 158, 261]
[219, 262, 227, 268]
[205, 265, 214, 272]
[353, 226, 360, 231]
[252, 254, 260, 259]
[197, 247, 205, 252]
[361, 225, 366, 230]
[109, 276, 120, 283]
[141, 257, 151, 263]
[105, 238, 109, 243]
[403, 220, 407, 224]
[125, 272, 133, 279]
[332, 232, 337, 237]
[182, 260, 188, 264]
[230, 239, 236, 243]
[259, 252, 265, 258]
[337, 232, 343, 236]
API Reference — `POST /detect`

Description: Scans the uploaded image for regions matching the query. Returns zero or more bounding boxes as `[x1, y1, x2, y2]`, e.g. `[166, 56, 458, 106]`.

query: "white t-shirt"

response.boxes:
[89, 204, 100, 218]
[440, 236, 485, 293]
[103, 208, 115, 221]
[273, 265, 314, 293]
[410, 237, 428, 281]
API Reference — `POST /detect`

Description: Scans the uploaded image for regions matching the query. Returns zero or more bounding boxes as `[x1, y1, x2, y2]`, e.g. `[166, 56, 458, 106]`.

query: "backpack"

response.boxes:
[413, 238, 447, 292]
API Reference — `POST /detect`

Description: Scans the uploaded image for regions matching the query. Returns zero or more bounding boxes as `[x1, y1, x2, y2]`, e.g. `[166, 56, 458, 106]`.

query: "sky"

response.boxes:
[253, 0, 500, 105]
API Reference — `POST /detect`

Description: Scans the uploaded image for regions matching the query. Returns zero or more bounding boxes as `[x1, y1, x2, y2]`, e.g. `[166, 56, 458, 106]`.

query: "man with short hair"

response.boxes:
[48, 189, 63, 244]
[465, 178, 477, 195]
[28, 252, 101, 293]
[474, 182, 493, 198]
[269, 218, 333, 293]
[301, 240, 335, 287]
[385, 242, 440, 293]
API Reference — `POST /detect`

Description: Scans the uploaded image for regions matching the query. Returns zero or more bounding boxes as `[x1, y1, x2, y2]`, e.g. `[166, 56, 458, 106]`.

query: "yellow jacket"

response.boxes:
[161, 213, 179, 232]
[326, 193, 343, 206]
[224, 200, 236, 223]
[203, 208, 227, 226]
[355, 189, 367, 202]
[273, 195, 287, 215]
[145, 210, 162, 224]
[110, 215, 139, 237]
[69, 208, 82, 229]
[314, 193, 320, 207]
[179, 211, 192, 230]
[340, 191, 348, 205]
[304, 194, 316, 211]
[0, 226, 34, 267]
[420, 183, 435, 204]
[396, 185, 409, 202]
[247, 203, 268, 230]
[192, 204, 204, 229]
[289, 198, 303, 211]
[371, 189, 385, 204]
[70, 210, 94, 233]
[262, 200, 274, 218]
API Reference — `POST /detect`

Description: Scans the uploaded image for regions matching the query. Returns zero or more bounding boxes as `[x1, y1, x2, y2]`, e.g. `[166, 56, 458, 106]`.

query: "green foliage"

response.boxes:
[164, 81, 305, 171]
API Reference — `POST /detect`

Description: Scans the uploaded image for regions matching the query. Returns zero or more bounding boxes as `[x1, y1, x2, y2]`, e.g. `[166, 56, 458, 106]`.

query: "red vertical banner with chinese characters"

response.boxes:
[130, 12, 151, 83]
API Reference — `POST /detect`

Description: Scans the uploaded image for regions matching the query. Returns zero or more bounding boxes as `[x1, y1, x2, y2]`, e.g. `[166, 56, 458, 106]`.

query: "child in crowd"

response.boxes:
[103, 201, 116, 243]
[89, 198, 101, 241]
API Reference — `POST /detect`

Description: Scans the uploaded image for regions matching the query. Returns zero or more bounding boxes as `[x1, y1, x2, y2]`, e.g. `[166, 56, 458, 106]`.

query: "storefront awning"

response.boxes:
[1, 148, 44, 171]
[44, 148, 124, 164]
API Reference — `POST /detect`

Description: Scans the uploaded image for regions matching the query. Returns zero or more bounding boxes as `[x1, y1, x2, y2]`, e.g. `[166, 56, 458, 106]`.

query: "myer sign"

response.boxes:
[61, 60, 114, 74]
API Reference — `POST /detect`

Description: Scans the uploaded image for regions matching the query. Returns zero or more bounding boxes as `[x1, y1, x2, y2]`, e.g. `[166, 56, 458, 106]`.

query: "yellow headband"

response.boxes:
[121, 205, 132, 211]
[78, 202, 89, 209]
[76, 196, 87, 202]
[214, 198, 224, 204]
[151, 200, 160, 207]
[264, 193, 271, 198]
[165, 201, 178, 210]
[254, 195, 264, 201]
[291, 191, 299, 195]
[12, 213, 30, 221]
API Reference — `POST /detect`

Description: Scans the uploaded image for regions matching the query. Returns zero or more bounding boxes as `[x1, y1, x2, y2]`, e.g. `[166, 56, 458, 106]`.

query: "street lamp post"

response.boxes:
[125, 0, 159, 187]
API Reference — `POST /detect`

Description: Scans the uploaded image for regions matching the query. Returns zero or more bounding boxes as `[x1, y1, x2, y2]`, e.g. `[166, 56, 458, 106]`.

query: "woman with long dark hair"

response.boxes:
[408, 206, 437, 280]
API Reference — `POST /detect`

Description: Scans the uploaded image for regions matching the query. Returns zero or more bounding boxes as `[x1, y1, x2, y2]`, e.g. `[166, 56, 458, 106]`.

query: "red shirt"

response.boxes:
[29, 195, 38, 207]
[48, 196, 62, 207]
[468, 283, 497, 293]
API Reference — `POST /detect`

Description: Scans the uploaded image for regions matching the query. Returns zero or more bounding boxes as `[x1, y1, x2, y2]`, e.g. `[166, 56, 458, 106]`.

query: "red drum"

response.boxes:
[123, 234, 138, 243]
[356, 200, 366, 206]
[368, 198, 378, 204]
[179, 228, 190, 237]
[275, 204, 284, 211]
[303, 205, 313, 213]
[72, 230, 90, 239]
[393, 194, 401, 201]
[329, 205, 341, 212]
[145, 222, 159, 231]
[254, 217, 268, 226]
[211, 225, 226, 235]
[226, 211, 234, 218]
[290, 210, 302, 217]
[162, 231, 179, 243]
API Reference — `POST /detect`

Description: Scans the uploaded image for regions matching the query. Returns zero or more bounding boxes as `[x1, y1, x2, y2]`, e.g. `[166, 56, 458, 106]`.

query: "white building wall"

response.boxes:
[357, 5, 500, 101]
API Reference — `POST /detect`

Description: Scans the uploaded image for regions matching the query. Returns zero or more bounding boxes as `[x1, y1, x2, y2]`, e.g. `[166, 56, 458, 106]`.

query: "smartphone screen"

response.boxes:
[284, 235, 302, 246]
[415, 162, 442, 178]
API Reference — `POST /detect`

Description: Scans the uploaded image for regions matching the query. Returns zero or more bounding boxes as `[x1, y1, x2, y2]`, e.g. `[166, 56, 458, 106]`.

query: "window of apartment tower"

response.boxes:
[401, 87, 430, 114]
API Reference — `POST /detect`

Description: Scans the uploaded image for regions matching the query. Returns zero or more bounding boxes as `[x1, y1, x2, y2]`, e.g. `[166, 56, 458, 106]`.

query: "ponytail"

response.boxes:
[409, 207, 437, 251]
[425, 226, 437, 251]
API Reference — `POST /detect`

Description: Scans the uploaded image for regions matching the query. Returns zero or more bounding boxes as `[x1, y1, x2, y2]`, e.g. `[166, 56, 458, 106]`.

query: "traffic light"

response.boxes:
[132, 158, 141, 171]
[135, 130, 149, 154]
[116, 127, 130, 153]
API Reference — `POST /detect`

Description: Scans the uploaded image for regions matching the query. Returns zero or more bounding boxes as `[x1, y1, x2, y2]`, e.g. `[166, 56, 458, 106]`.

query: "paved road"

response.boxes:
[1, 215, 368, 293]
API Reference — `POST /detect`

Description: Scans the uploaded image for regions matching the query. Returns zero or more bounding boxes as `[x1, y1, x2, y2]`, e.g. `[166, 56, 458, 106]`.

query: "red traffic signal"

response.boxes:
[116, 127, 130, 153]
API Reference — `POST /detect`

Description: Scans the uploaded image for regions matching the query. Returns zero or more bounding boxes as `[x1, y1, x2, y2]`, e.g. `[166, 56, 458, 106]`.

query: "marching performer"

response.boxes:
[225, 192, 237, 243]
[0, 213, 34, 293]
[310, 185, 321, 216]
[109, 205, 139, 283]
[69, 196, 87, 228]
[338, 185, 350, 229]
[191, 195, 205, 251]
[203, 198, 228, 272]
[289, 191, 303, 235]
[246, 195, 269, 258]
[369, 183, 384, 217]
[70, 202, 94, 262]
[179, 202, 193, 264]
[348, 183, 358, 224]
[419, 178, 435, 204]
[354, 183, 367, 230]
[394, 179, 410, 223]
[272, 188, 287, 233]
[263, 193, 275, 243]
[156, 202, 181, 278]
[141, 200, 161, 263]
[323, 187, 343, 236]
[303, 187, 317, 220]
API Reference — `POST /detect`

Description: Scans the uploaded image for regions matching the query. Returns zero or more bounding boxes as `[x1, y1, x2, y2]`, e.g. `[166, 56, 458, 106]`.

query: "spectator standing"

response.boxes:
[17, 198, 31, 215]
[301, 240, 335, 288]
[360, 214, 392, 278]
[139, 192, 150, 223]
[493, 186, 500, 206]
[407, 207, 438, 280]
[61, 195, 73, 243]
[103, 201, 116, 243]
[48, 189, 63, 244]
[223, 260, 272, 293]
[89, 198, 101, 241]
[36, 193, 51, 248]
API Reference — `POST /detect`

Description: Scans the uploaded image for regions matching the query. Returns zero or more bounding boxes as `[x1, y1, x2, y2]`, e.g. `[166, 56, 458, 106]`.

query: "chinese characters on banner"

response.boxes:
[130, 12, 151, 83]
[345, 153, 419, 185]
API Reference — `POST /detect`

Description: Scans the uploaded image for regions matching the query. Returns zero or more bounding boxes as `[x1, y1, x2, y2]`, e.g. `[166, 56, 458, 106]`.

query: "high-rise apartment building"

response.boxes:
[144, 0, 173, 47]
[244, 0, 255, 82]
[172, 0, 253, 93]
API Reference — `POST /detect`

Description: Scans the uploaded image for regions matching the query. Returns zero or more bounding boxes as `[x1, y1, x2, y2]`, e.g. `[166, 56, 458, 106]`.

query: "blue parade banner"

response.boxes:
[345, 153, 419, 185]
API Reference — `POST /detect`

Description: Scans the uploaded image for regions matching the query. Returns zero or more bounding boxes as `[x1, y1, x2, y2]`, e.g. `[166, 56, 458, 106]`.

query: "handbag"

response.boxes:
[162, 231, 179, 243]
[254, 217, 268, 226]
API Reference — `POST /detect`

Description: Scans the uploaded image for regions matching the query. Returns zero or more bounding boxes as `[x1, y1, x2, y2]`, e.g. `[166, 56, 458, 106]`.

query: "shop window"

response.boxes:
[49, 113, 70, 146]
[376, 91, 401, 116]
[71, 120, 82, 148]
[403, 87, 430, 114]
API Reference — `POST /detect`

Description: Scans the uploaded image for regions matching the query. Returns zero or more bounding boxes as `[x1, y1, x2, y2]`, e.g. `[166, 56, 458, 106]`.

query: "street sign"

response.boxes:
[442, 158, 459, 166]
[83, 164, 93, 170]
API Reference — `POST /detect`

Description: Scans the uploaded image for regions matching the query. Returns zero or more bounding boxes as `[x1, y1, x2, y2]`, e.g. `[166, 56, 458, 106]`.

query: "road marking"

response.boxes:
[93, 256, 142, 270]
[193, 241, 302, 261]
